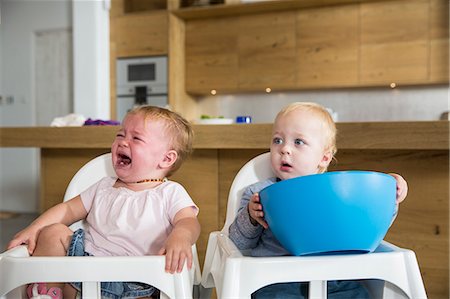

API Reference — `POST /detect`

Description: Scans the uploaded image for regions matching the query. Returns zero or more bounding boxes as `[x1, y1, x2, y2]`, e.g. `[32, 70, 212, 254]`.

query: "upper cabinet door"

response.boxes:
[112, 11, 169, 58]
[238, 11, 297, 91]
[185, 17, 239, 95]
[296, 5, 359, 88]
[429, 0, 449, 83]
[360, 0, 429, 85]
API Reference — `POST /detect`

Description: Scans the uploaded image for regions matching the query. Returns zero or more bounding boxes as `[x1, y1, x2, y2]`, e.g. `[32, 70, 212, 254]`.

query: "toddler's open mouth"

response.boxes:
[117, 153, 131, 165]
[280, 162, 292, 171]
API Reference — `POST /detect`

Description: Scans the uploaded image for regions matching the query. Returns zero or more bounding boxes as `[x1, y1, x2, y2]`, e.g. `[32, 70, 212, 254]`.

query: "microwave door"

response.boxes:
[116, 96, 135, 122]
[146, 95, 168, 107]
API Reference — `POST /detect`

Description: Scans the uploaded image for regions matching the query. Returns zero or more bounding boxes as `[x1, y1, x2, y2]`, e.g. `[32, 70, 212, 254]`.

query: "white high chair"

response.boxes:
[200, 152, 427, 299]
[0, 153, 201, 299]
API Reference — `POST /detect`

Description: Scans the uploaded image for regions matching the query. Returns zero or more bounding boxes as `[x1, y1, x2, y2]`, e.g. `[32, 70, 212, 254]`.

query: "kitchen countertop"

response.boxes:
[0, 121, 448, 150]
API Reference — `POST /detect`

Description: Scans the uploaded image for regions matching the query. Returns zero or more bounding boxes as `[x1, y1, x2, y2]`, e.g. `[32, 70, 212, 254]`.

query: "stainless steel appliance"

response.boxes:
[116, 56, 168, 122]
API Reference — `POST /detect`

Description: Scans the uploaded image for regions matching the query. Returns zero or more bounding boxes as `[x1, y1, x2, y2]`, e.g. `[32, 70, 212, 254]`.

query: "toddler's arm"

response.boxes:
[229, 183, 267, 251]
[389, 173, 408, 204]
[6, 195, 87, 254]
[158, 207, 200, 274]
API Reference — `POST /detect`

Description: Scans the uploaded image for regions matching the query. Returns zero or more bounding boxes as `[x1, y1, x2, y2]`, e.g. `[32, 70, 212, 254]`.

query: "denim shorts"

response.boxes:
[67, 229, 159, 299]
[251, 280, 369, 299]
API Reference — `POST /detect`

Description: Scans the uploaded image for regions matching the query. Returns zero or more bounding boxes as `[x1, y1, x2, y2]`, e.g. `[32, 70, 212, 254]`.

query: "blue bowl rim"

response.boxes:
[260, 170, 395, 195]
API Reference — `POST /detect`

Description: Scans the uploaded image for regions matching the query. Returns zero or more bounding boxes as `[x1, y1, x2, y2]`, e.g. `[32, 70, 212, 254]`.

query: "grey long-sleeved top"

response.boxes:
[228, 178, 290, 257]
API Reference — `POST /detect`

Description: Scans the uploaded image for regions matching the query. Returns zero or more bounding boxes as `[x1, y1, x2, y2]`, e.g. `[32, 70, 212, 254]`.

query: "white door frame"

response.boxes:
[73, 0, 110, 119]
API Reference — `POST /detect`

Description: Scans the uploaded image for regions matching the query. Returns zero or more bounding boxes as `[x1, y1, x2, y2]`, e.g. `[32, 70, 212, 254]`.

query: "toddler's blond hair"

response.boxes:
[275, 102, 337, 173]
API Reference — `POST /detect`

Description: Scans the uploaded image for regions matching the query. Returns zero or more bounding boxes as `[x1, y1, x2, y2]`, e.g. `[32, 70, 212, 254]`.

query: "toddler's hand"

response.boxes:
[389, 173, 408, 204]
[6, 226, 40, 254]
[248, 193, 268, 229]
[158, 230, 193, 274]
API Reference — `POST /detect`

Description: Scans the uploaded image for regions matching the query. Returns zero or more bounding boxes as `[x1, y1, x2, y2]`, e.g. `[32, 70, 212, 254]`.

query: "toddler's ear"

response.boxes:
[160, 150, 178, 169]
[319, 150, 333, 169]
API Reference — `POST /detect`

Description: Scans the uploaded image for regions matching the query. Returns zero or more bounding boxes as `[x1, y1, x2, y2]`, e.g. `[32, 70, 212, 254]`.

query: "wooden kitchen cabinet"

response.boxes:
[110, 0, 167, 16]
[238, 11, 297, 91]
[111, 11, 169, 58]
[296, 4, 359, 88]
[110, 0, 171, 60]
[182, 0, 449, 95]
[185, 17, 239, 94]
[430, 0, 449, 83]
[360, 0, 429, 85]
[186, 11, 297, 94]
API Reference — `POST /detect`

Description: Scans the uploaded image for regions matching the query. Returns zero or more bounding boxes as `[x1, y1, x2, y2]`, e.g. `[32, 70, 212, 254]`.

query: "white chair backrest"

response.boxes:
[63, 153, 116, 231]
[63, 153, 116, 202]
[222, 152, 274, 233]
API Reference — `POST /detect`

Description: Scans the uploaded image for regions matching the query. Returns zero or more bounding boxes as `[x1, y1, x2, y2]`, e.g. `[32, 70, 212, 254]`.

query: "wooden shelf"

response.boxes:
[172, 0, 384, 20]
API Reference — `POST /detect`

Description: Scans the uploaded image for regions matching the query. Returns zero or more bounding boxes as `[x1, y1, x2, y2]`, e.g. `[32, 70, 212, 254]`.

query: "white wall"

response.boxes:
[0, 0, 110, 213]
[0, 0, 71, 212]
[197, 86, 449, 123]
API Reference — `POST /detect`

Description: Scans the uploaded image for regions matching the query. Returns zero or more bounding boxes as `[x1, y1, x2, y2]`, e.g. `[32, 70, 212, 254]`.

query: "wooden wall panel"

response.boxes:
[112, 11, 169, 58]
[40, 149, 109, 212]
[296, 5, 359, 88]
[110, 0, 126, 17]
[430, 0, 448, 40]
[171, 149, 219, 265]
[430, 39, 449, 83]
[430, 0, 449, 82]
[238, 11, 297, 90]
[360, 0, 429, 84]
[168, 12, 199, 121]
[185, 17, 239, 94]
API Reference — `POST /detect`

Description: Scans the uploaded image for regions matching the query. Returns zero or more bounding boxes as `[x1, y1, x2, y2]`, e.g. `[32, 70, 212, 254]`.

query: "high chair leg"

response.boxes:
[81, 282, 101, 299]
[309, 280, 327, 299]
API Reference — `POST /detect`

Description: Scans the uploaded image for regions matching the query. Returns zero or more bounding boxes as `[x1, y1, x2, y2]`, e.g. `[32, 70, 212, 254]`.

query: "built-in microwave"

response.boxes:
[116, 56, 167, 96]
[116, 56, 168, 121]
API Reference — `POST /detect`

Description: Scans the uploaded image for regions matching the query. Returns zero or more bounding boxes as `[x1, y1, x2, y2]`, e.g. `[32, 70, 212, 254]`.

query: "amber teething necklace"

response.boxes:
[134, 177, 168, 184]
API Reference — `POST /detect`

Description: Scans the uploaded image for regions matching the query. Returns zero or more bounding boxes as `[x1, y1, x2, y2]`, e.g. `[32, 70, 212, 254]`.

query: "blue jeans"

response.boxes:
[67, 229, 159, 299]
[252, 280, 369, 299]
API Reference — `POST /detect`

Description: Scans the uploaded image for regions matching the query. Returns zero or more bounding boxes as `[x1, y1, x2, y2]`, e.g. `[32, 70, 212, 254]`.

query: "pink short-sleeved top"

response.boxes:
[80, 177, 198, 256]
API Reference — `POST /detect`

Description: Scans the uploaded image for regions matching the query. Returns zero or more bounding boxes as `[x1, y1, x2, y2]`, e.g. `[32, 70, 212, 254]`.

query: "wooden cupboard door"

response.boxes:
[112, 11, 169, 58]
[360, 0, 429, 85]
[296, 5, 359, 88]
[237, 11, 297, 91]
[185, 17, 239, 95]
[430, 0, 449, 83]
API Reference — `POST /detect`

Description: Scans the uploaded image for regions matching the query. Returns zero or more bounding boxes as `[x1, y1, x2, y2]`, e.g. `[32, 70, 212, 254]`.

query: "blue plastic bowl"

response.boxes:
[259, 171, 396, 256]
